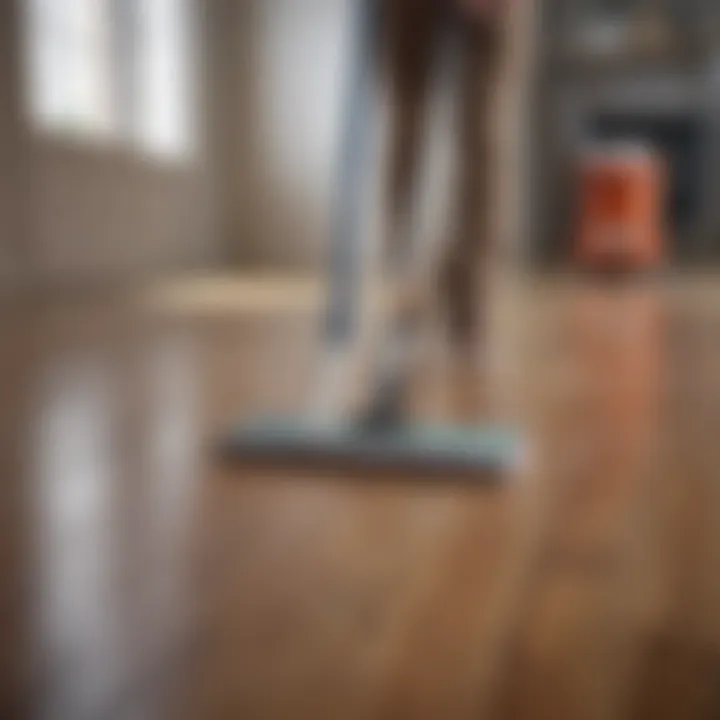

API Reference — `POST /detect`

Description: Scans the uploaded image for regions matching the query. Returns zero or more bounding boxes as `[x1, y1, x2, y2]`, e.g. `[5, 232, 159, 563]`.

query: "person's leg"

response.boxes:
[382, 0, 445, 267]
[359, 0, 444, 427]
[440, 16, 503, 346]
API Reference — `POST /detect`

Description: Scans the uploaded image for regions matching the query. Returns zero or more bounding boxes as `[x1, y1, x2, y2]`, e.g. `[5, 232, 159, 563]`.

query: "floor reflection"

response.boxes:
[30, 335, 201, 719]
[32, 358, 123, 720]
[569, 284, 665, 478]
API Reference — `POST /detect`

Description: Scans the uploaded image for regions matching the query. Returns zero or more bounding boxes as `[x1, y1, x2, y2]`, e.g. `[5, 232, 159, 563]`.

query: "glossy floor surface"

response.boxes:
[3, 274, 720, 719]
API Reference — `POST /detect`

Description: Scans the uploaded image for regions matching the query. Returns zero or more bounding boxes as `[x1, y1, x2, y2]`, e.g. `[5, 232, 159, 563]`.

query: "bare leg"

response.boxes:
[440, 18, 502, 347]
[383, 0, 444, 270]
[360, 0, 444, 427]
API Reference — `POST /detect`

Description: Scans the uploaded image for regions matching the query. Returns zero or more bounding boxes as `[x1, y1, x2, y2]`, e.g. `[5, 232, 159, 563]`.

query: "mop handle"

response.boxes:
[324, 0, 382, 347]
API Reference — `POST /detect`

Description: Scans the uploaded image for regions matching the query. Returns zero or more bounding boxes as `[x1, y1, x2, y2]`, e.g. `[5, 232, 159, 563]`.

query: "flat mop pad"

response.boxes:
[222, 418, 523, 476]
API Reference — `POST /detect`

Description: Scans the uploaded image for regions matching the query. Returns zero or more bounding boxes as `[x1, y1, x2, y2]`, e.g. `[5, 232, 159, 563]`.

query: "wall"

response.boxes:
[209, 0, 355, 268]
[1, 0, 537, 286]
[0, 1, 30, 289]
[0, 0, 218, 289]
[497, 0, 541, 266]
[28, 141, 216, 283]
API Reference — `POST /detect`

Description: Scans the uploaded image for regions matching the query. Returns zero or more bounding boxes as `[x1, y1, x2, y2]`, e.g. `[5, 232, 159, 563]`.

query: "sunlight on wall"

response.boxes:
[259, 0, 352, 208]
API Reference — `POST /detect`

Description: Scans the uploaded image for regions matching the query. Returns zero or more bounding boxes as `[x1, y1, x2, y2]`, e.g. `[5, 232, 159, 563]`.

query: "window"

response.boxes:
[23, 0, 194, 159]
[25, 0, 114, 138]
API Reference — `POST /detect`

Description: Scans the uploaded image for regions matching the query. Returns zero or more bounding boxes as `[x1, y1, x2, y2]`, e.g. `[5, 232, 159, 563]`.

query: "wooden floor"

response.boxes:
[3, 274, 720, 719]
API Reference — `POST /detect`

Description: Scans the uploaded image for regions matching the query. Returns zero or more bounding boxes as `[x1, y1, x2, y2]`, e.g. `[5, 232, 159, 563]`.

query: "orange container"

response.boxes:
[575, 146, 666, 271]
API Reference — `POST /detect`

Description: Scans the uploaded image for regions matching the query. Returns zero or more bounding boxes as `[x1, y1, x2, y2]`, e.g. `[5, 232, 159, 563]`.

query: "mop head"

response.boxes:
[222, 418, 524, 477]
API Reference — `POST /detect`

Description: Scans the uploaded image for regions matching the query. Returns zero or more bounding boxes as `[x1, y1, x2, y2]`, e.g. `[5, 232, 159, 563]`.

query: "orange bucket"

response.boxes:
[575, 146, 666, 271]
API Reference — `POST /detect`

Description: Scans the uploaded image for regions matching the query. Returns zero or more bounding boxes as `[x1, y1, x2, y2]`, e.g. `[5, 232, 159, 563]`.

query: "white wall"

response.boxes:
[211, 0, 352, 268]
